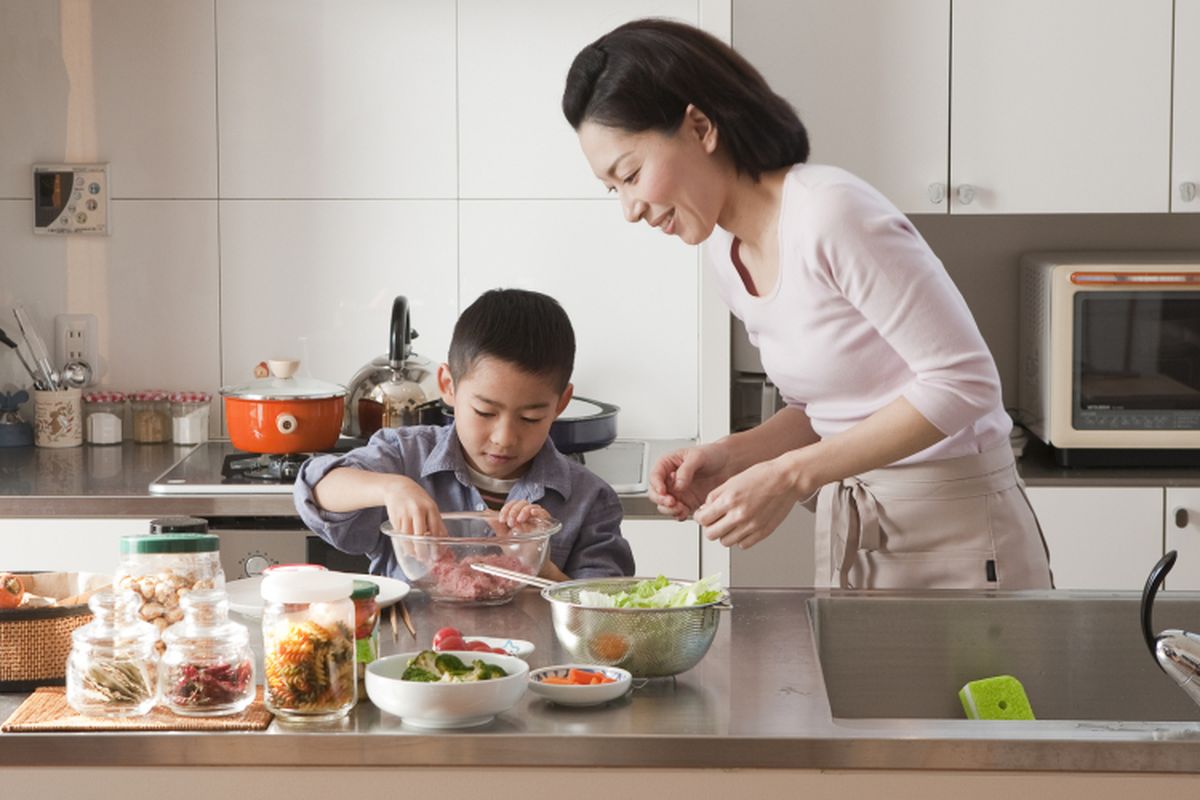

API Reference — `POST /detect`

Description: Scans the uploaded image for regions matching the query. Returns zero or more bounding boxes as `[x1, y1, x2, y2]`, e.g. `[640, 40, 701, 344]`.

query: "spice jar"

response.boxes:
[130, 390, 170, 443]
[66, 590, 159, 718]
[82, 390, 125, 445]
[114, 531, 224, 650]
[261, 571, 356, 722]
[169, 391, 212, 446]
[351, 579, 380, 693]
[160, 589, 255, 717]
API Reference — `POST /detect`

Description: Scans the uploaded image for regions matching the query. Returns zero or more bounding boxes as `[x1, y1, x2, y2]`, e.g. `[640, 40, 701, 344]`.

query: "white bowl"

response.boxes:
[365, 650, 529, 728]
[527, 664, 633, 707]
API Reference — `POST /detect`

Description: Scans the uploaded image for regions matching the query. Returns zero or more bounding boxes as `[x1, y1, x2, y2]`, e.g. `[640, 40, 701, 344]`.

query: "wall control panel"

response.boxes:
[33, 163, 110, 235]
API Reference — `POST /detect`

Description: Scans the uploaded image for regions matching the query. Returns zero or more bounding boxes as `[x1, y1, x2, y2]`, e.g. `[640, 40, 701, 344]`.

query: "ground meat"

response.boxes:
[426, 550, 533, 601]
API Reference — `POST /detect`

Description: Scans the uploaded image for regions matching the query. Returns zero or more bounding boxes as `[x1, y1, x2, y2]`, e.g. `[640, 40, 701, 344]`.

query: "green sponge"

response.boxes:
[959, 675, 1036, 720]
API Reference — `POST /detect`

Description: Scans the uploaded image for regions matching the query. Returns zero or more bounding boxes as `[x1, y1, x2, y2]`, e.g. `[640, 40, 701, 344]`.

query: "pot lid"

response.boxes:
[220, 359, 347, 401]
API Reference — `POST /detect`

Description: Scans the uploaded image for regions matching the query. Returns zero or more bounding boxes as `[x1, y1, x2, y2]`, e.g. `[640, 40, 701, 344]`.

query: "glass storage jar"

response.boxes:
[82, 390, 125, 445]
[169, 391, 212, 445]
[351, 579, 380, 693]
[130, 390, 170, 443]
[261, 571, 356, 722]
[160, 589, 255, 717]
[66, 590, 159, 718]
[114, 531, 224, 649]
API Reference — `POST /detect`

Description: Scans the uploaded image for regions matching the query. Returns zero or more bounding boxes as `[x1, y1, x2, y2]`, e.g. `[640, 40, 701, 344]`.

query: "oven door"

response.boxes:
[208, 517, 369, 579]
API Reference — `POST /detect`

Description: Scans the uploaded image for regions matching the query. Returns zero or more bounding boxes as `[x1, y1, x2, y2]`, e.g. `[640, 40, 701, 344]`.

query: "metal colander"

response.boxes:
[543, 578, 728, 678]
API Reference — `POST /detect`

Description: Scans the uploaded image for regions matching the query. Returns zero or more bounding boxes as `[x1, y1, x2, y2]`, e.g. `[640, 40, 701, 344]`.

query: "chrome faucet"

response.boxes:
[1141, 550, 1200, 707]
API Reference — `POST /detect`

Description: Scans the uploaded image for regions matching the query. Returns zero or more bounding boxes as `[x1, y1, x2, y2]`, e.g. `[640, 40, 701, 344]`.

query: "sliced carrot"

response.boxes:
[567, 668, 592, 684]
[541, 676, 574, 685]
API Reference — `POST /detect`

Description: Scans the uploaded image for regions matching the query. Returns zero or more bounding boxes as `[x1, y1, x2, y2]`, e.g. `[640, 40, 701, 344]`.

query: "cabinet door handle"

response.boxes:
[1181, 182, 1198, 203]
[956, 184, 976, 205]
[927, 183, 947, 205]
[1175, 507, 1190, 528]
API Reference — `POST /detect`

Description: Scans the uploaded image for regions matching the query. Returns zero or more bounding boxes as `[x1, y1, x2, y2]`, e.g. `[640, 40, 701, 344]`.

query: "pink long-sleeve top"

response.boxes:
[710, 164, 1011, 465]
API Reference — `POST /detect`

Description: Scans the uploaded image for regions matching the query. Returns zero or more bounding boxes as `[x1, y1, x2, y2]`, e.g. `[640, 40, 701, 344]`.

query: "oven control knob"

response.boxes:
[244, 554, 273, 577]
[276, 413, 298, 434]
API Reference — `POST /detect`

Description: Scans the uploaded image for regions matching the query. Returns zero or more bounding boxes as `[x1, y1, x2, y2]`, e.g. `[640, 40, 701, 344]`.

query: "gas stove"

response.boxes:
[149, 438, 648, 495]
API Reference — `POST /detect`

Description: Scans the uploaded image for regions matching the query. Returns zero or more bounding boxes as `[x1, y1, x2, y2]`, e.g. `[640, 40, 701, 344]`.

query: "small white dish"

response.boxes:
[366, 650, 529, 729]
[226, 572, 410, 617]
[463, 636, 535, 659]
[527, 664, 632, 707]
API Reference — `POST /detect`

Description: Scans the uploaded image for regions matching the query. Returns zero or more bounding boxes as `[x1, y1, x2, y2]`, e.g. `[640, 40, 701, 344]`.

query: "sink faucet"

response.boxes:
[1142, 550, 1200, 707]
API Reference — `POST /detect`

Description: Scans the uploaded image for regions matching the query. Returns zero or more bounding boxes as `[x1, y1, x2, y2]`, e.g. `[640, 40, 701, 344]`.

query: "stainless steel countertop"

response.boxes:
[0, 439, 692, 518]
[3, 588, 1200, 772]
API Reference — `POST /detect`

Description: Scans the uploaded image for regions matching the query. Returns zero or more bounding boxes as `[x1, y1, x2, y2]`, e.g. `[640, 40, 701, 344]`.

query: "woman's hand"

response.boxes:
[693, 455, 806, 549]
[381, 476, 447, 537]
[649, 444, 730, 521]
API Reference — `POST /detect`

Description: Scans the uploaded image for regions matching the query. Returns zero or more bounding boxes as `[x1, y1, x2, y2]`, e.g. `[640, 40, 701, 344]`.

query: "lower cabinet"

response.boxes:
[1023, 487, 1163, 590]
[621, 519, 700, 581]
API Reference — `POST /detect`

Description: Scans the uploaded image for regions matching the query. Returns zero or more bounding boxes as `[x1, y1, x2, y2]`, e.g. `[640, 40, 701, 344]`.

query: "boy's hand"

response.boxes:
[382, 476, 448, 537]
[497, 500, 550, 529]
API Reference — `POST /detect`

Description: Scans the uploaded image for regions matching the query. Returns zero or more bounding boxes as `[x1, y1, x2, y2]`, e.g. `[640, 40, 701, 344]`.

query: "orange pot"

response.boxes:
[220, 360, 347, 454]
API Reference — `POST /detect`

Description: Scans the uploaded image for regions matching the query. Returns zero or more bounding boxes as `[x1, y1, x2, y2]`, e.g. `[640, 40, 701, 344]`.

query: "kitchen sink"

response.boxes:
[808, 592, 1200, 722]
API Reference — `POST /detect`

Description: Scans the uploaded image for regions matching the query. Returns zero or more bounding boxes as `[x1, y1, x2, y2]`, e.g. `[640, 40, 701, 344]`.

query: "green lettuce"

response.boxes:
[577, 574, 725, 609]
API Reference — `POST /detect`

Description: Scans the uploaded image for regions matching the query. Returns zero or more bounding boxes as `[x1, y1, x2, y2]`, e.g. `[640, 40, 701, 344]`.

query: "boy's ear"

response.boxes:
[436, 363, 456, 405]
[554, 383, 574, 417]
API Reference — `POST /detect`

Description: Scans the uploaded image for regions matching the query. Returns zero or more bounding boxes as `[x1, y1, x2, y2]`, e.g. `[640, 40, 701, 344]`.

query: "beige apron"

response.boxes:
[811, 443, 1053, 590]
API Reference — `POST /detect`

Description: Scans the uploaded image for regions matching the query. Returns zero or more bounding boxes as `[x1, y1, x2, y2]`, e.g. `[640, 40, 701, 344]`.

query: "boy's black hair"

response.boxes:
[448, 289, 575, 392]
[562, 17, 808, 180]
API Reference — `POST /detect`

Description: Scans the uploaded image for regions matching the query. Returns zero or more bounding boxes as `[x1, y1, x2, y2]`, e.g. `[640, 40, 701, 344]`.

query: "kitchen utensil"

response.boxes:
[343, 296, 440, 438]
[0, 327, 46, 390]
[224, 572, 410, 618]
[220, 359, 347, 454]
[397, 598, 416, 640]
[527, 664, 632, 706]
[364, 650, 529, 728]
[379, 512, 561, 605]
[469, 564, 730, 678]
[60, 360, 92, 389]
[12, 306, 58, 391]
[1141, 550, 1200, 709]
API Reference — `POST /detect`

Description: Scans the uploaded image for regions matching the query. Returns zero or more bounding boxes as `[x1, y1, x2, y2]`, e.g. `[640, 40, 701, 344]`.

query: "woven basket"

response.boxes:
[0, 572, 106, 692]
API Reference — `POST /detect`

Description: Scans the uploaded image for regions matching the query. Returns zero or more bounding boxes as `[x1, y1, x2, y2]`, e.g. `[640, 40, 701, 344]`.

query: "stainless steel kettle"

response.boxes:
[1141, 550, 1200, 708]
[342, 296, 440, 438]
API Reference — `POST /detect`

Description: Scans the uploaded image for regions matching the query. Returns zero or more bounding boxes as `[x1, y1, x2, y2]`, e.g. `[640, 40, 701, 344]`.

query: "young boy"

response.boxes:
[293, 288, 635, 582]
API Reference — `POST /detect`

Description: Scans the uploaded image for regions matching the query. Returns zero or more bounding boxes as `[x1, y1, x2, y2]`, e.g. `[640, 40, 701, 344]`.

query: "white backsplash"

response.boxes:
[0, 0, 708, 441]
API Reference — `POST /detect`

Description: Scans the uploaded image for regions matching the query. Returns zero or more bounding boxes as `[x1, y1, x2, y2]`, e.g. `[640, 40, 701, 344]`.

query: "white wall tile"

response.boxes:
[0, 0, 218, 199]
[217, 0, 456, 199]
[459, 199, 699, 439]
[458, 0, 700, 199]
[219, 200, 459, 409]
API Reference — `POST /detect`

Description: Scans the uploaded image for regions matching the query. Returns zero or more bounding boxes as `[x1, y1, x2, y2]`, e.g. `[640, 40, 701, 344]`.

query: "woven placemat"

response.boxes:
[2, 686, 272, 732]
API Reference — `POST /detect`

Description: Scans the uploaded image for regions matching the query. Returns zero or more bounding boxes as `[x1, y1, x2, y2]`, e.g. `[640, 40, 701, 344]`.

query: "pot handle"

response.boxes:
[276, 413, 298, 435]
[389, 296, 413, 367]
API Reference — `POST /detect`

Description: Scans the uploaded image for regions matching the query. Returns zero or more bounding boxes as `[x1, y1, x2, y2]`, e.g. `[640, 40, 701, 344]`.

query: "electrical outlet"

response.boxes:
[54, 313, 99, 375]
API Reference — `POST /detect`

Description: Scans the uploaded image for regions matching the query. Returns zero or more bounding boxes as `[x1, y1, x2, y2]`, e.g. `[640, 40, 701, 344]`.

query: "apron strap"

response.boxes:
[817, 477, 882, 589]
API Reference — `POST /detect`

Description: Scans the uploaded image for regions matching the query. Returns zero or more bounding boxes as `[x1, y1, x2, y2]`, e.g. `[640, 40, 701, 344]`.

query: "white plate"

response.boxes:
[225, 573, 410, 617]
[462, 636, 535, 659]
[527, 664, 632, 707]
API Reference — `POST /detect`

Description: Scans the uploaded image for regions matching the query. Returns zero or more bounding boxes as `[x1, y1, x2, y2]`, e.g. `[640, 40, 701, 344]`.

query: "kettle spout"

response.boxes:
[1156, 631, 1200, 707]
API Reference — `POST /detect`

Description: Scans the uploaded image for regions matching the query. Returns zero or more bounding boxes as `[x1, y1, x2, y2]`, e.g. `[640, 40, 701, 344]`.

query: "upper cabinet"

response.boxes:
[735, 0, 1179, 215]
[732, 0, 949, 213]
[1176, 0, 1200, 213]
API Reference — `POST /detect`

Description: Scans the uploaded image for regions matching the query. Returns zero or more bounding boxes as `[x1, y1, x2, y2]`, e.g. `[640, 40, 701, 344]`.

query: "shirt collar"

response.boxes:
[420, 423, 573, 502]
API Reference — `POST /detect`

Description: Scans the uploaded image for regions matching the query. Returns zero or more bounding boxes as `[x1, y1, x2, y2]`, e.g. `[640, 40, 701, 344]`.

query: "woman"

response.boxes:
[562, 18, 1051, 590]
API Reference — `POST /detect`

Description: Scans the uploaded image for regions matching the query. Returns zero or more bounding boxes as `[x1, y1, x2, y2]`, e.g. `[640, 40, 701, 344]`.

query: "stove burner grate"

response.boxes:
[221, 452, 311, 484]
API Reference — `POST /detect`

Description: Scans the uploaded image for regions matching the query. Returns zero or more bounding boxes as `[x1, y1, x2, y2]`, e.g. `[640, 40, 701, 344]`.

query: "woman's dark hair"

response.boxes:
[448, 289, 575, 392]
[562, 18, 808, 179]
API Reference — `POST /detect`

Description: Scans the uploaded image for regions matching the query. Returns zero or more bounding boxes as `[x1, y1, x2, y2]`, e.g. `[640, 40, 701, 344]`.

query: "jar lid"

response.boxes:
[83, 390, 127, 403]
[168, 391, 212, 403]
[261, 571, 353, 604]
[130, 389, 169, 402]
[121, 532, 220, 554]
[220, 359, 346, 401]
[150, 516, 209, 535]
[351, 579, 380, 600]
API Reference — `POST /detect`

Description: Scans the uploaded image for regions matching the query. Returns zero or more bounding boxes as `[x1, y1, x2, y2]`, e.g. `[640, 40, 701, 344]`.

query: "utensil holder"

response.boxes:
[34, 388, 83, 448]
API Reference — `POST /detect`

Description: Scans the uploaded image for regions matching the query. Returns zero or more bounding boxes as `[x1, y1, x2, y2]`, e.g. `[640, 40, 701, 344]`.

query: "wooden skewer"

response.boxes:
[397, 599, 417, 640]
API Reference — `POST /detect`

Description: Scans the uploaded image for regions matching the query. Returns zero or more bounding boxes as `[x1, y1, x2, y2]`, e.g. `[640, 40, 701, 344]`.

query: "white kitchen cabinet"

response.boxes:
[1023, 486, 1162, 590]
[1174, 0, 1200, 213]
[951, 0, 1172, 214]
[621, 519, 700, 581]
[732, 0, 950, 214]
[0, 518, 151, 575]
[1164, 489, 1200, 588]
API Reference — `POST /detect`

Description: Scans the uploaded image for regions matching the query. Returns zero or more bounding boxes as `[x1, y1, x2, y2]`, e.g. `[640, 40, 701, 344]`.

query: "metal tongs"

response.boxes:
[10, 306, 60, 390]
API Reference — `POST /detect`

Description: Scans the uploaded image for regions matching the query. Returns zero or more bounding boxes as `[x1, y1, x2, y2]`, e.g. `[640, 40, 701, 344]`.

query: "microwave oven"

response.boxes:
[1018, 252, 1200, 467]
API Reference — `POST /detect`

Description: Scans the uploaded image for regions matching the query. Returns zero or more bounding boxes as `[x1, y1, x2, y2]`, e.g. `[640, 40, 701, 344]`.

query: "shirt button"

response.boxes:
[476, 504, 486, 511]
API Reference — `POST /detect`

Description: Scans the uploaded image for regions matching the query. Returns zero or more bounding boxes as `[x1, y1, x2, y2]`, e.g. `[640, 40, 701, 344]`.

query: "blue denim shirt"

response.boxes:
[293, 423, 634, 581]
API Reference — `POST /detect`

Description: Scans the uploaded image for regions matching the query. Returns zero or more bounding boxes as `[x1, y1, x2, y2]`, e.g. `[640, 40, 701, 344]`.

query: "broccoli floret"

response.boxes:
[408, 650, 440, 674]
[400, 665, 440, 682]
[434, 653, 471, 676]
